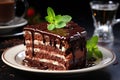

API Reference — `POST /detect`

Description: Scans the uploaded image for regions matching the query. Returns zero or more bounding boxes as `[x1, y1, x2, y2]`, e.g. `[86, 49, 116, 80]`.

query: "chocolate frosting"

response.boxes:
[24, 21, 87, 41]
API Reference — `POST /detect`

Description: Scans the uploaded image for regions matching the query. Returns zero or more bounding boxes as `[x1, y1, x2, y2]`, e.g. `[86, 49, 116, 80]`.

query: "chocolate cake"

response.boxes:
[23, 21, 87, 70]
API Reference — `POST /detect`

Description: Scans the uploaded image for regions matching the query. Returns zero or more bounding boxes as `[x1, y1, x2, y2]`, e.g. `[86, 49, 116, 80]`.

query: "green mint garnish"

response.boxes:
[45, 7, 72, 30]
[86, 36, 103, 60]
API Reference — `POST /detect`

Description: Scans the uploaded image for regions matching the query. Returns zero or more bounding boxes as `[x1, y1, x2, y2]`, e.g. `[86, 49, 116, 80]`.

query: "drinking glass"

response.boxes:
[0, 0, 28, 25]
[90, 1, 120, 43]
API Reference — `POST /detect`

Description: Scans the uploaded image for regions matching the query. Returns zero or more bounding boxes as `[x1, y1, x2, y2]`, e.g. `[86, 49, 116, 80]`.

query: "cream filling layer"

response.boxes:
[26, 47, 68, 62]
[25, 40, 66, 51]
[34, 48, 67, 61]
[39, 58, 66, 69]
[25, 55, 66, 70]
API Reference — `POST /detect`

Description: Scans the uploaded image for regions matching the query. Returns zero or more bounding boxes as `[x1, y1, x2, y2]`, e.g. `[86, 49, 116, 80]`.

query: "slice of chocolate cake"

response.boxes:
[23, 7, 87, 70]
[23, 21, 87, 70]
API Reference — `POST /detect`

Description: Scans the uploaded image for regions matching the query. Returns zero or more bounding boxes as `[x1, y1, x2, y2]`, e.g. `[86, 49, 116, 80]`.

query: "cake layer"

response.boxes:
[23, 58, 69, 70]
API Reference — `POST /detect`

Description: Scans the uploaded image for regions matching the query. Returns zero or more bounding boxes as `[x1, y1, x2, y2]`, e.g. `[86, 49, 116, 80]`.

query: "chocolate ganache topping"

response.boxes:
[24, 21, 87, 41]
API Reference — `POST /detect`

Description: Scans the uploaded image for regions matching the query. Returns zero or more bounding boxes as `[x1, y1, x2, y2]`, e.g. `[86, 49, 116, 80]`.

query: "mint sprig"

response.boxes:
[45, 7, 72, 30]
[86, 36, 103, 60]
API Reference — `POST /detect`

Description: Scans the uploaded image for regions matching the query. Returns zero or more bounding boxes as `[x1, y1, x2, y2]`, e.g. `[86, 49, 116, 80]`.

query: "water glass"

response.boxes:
[90, 1, 119, 43]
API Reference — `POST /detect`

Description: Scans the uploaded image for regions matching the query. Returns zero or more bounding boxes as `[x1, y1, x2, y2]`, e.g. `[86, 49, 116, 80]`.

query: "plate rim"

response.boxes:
[1, 44, 116, 74]
[0, 17, 28, 29]
[0, 31, 23, 37]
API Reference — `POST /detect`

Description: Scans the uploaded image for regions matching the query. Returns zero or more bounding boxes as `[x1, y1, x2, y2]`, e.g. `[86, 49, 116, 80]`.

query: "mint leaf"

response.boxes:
[62, 15, 72, 23]
[87, 36, 98, 48]
[87, 49, 93, 59]
[55, 15, 62, 22]
[45, 7, 72, 30]
[86, 36, 103, 60]
[47, 7, 55, 19]
[94, 48, 103, 58]
[56, 21, 66, 28]
[47, 24, 55, 30]
[45, 16, 54, 23]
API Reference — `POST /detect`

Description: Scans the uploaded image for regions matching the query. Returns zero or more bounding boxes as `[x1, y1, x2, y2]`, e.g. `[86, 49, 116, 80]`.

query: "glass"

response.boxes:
[90, 1, 120, 43]
[0, 0, 28, 25]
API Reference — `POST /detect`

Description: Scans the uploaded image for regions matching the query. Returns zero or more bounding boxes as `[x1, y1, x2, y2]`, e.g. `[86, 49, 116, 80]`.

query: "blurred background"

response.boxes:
[24, 0, 120, 37]
[26, 0, 120, 21]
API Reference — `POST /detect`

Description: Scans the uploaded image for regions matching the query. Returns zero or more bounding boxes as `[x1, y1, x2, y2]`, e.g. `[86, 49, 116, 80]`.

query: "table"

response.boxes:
[0, 20, 120, 80]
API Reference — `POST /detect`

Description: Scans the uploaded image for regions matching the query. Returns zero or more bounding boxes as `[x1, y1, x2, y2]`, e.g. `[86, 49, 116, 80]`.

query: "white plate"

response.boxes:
[0, 31, 23, 37]
[1, 44, 116, 74]
[0, 17, 27, 34]
[0, 17, 27, 29]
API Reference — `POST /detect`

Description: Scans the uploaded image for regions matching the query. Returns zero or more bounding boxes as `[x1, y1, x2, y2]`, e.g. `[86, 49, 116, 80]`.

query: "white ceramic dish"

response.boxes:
[1, 44, 116, 74]
[0, 31, 23, 37]
[0, 17, 27, 34]
[0, 17, 27, 29]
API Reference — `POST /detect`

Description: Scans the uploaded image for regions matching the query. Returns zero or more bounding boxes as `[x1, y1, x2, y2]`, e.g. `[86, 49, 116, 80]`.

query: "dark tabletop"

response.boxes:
[0, 19, 120, 80]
